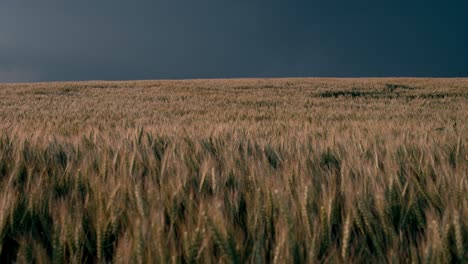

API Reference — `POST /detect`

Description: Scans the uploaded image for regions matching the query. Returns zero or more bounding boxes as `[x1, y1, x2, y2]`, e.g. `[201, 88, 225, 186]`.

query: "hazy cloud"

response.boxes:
[0, 67, 41, 83]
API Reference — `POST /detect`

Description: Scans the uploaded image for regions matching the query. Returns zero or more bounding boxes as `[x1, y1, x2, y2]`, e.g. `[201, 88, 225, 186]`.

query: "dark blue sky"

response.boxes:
[1, 0, 467, 82]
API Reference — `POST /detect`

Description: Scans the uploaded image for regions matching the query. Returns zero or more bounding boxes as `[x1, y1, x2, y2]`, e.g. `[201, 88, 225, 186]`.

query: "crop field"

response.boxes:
[0, 78, 466, 263]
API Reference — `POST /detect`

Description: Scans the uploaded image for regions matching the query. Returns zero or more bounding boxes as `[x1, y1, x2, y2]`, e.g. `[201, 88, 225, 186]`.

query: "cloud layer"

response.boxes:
[1, 0, 467, 82]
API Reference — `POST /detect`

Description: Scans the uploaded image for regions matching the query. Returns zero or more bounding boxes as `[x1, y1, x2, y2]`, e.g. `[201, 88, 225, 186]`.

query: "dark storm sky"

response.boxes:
[1, 0, 467, 82]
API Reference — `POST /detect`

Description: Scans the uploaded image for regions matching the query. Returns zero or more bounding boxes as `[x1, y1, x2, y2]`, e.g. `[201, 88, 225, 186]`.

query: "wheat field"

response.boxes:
[0, 78, 466, 263]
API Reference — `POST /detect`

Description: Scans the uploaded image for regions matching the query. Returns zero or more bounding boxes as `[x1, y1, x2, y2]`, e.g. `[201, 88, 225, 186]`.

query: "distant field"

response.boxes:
[0, 78, 466, 263]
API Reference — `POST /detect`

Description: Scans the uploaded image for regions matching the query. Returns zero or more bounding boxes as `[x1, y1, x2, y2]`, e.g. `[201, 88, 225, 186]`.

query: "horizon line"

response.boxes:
[2, 76, 468, 85]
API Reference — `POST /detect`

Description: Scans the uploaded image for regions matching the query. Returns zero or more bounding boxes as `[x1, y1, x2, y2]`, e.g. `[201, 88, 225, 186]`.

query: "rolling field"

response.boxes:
[0, 78, 467, 263]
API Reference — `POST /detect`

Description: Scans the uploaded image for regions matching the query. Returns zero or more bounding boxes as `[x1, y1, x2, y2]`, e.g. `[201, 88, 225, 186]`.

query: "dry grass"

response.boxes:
[0, 78, 467, 263]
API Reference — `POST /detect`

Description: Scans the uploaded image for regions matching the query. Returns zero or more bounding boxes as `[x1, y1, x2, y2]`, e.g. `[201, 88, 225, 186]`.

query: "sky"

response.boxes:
[1, 0, 467, 82]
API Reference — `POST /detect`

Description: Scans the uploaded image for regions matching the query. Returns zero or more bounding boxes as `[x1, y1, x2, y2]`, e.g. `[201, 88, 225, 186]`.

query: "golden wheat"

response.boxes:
[0, 78, 466, 263]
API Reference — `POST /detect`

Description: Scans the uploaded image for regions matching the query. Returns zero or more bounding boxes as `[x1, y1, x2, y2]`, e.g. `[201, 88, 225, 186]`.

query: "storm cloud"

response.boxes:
[1, 0, 467, 82]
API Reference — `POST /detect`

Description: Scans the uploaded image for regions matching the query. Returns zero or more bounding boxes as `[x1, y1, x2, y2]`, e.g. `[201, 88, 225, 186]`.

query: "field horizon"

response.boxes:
[3, 76, 468, 85]
[0, 78, 466, 263]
